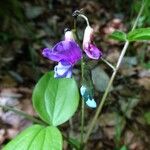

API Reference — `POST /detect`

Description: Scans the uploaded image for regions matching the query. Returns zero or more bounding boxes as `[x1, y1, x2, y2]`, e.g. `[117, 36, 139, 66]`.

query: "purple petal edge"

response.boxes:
[84, 44, 102, 60]
[42, 40, 82, 64]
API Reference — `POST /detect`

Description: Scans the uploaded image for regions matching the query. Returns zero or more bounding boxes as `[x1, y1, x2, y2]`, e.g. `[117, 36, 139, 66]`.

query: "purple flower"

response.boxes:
[83, 26, 102, 59]
[42, 30, 82, 78]
[54, 60, 72, 78]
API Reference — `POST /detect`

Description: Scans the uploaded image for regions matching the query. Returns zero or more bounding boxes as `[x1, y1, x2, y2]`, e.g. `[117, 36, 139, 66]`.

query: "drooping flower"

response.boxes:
[80, 85, 97, 108]
[42, 29, 82, 78]
[83, 26, 102, 59]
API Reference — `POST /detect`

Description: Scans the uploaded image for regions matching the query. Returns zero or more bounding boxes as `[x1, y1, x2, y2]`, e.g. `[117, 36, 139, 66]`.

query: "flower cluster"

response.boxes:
[42, 26, 102, 78]
[42, 14, 103, 108]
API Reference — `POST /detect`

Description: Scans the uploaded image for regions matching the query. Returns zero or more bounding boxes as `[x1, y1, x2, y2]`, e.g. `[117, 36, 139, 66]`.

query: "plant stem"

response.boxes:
[84, 1, 145, 143]
[78, 14, 90, 26]
[131, 1, 145, 31]
[101, 57, 115, 71]
[80, 58, 85, 146]
[81, 98, 85, 145]
[0, 104, 46, 125]
[73, 16, 85, 148]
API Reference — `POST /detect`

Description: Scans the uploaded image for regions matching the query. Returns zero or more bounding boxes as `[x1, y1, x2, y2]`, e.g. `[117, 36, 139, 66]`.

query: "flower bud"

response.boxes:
[80, 85, 97, 108]
[83, 26, 94, 49]
[83, 26, 102, 59]
[65, 30, 75, 41]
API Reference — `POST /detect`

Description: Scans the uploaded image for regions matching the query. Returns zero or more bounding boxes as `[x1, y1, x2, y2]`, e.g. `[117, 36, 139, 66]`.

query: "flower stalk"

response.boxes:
[101, 57, 115, 71]
[78, 14, 90, 26]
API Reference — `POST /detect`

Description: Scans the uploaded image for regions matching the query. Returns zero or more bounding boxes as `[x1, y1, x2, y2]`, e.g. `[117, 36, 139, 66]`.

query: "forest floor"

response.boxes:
[0, 0, 150, 149]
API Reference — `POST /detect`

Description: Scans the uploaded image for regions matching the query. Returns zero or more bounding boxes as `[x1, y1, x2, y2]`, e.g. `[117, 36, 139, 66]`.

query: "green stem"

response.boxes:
[78, 14, 90, 26]
[131, 1, 145, 31]
[84, 1, 145, 143]
[73, 17, 85, 148]
[0, 104, 46, 125]
[101, 57, 115, 71]
[80, 58, 85, 147]
[80, 98, 85, 146]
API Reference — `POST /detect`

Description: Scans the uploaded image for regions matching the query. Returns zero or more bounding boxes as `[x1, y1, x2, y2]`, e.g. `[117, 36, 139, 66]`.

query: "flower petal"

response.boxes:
[64, 30, 74, 41]
[83, 26, 94, 45]
[54, 61, 72, 78]
[80, 85, 97, 108]
[86, 98, 97, 108]
[42, 48, 59, 61]
[80, 85, 86, 96]
[84, 44, 102, 59]
[42, 40, 82, 64]
[83, 26, 102, 59]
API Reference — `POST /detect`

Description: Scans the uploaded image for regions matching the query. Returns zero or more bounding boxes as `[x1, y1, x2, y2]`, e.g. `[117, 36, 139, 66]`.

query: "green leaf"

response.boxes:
[127, 28, 150, 41]
[109, 31, 127, 41]
[3, 125, 62, 150]
[68, 138, 81, 150]
[120, 145, 128, 150]
[32, 72, 79, 126]
[144, 111, 150, 125]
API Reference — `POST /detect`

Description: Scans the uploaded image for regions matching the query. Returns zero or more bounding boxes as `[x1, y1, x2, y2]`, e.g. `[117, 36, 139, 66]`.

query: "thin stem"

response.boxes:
[81, 98, 85, 145]
[78, 14, 90, 26]
[101, 57, 115, 71]
[84, 1, 145, 143]
[131, 1, 145, 31]
[73, 19, 81, 45]
[73, 17, 85, 148]
[63, 134, 80, 150]
[0, 104, 46, 125]
[80, 58, 85, 146]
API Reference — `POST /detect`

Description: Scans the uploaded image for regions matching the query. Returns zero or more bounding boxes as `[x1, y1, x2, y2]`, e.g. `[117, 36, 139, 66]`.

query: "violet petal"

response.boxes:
[54, 61, 72, 78]
[42, 40, 82, 65]
[84, 44, 102, 60]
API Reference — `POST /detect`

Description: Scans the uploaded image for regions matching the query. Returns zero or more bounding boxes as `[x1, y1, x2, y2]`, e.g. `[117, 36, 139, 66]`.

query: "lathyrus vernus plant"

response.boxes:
[2, 1, 150, 149]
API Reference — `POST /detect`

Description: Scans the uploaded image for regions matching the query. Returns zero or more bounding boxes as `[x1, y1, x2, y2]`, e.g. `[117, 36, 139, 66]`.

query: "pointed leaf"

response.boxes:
[3, 125, 62, 150]
[68, 138, 81, 150]
[120, 145, 128, 150]
[32, 72, 79, 126]
[127, 28, 150, 41]
[109, 31, 127, 41]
